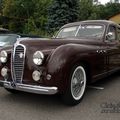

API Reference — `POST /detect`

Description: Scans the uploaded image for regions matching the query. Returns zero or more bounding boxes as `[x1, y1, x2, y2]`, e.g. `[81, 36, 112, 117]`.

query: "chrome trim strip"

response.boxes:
[12, 43, 26, 84]
[11, 49, 14, 82]
[2, 81, 58, 95]
[75, 25, 81, 37]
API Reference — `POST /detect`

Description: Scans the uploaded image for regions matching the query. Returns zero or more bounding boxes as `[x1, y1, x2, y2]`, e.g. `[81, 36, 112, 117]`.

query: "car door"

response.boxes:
[105, 24, 120, 72]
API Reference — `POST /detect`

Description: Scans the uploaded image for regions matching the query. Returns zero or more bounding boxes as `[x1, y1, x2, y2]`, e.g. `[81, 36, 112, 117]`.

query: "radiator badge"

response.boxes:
[19, 53, 24, 59]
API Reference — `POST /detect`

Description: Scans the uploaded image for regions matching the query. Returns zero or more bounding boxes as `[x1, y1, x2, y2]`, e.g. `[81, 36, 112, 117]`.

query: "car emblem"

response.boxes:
[19, 53, 24, 59]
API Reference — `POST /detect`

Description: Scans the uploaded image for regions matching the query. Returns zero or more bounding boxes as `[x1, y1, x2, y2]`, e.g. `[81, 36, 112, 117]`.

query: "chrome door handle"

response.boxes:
[96, 50, 107, 53]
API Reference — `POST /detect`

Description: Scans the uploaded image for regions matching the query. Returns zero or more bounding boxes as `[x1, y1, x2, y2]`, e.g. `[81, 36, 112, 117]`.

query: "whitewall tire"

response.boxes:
[62, 64, 87, 105]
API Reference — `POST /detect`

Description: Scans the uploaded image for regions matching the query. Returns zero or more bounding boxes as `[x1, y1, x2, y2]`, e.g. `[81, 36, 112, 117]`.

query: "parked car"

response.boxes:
[0, 28, 11, 34]
[0, 20, 120, 105]
[0, 33, 40, 50]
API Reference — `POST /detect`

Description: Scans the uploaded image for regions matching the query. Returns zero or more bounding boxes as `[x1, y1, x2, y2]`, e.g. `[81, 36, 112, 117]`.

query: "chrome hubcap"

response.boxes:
[71, 66, 86, 100]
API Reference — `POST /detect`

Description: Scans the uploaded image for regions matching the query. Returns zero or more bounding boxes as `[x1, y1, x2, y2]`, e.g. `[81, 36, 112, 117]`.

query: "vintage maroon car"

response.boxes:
[0, 20, 120, 105]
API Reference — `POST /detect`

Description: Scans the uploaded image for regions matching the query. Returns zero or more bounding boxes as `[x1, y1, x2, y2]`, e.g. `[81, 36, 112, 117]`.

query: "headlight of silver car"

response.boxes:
[33, 51, 44, 65]
[0, 51, 8, 63]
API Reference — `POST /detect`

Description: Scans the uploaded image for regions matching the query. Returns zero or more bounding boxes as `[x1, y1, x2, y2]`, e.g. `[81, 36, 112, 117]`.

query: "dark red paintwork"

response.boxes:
[1, 20, 120, 93]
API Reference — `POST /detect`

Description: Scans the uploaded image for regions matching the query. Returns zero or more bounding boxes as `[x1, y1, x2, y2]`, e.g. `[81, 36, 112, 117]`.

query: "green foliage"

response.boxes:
[88, 4, 106, 19]
[79, 0, 93, 20]
[30, 0, 52, 36]
[2, 0, 52, 36]
[2, 0, 35, 33]
[47, 0, 80, 34]
[3, 0, 35, 18]
[103, 3, 120, 19]
[1, 0, 120, 36]
[78, 1, 120, 21]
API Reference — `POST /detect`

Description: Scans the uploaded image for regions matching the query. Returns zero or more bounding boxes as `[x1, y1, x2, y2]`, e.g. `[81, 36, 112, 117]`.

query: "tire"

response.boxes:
[62, 64, 87, 106]
[5, 88, 19, 94]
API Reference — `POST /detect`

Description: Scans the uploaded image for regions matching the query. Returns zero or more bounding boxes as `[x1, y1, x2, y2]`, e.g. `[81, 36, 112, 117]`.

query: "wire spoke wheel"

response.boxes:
[62, 65, 87, 106]
[71, 66, 86, 100]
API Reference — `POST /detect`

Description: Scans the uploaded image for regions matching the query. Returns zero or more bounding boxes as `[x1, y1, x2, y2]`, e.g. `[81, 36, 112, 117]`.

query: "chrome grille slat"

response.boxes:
[12, 44, 26, 83]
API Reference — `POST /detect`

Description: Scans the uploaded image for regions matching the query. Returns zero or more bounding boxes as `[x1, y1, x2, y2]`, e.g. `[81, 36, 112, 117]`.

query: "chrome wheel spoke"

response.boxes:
[71, 66, 86, 100]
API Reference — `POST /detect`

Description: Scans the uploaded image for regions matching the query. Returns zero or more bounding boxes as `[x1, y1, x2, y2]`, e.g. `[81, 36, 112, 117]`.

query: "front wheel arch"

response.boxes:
[77, 61, 91, 84]
[62, 64, 87, 106]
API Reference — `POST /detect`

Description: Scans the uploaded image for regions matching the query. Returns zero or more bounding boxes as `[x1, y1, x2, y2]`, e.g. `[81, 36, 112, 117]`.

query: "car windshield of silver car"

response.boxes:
[0, 34, 18, 46]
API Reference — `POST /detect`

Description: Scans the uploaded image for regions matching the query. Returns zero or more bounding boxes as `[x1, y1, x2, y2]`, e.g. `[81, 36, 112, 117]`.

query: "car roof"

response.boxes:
[0, 28, 11, 34]
[61, 20, 120, 29]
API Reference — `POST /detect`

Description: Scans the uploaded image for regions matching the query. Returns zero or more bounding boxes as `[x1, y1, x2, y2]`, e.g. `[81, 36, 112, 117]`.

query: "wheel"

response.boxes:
[5, 88, 18, 94]
[62, 64, 87, 106]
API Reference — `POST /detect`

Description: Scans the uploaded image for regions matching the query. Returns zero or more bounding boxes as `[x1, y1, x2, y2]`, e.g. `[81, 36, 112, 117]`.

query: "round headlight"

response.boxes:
[32, 70, 42, 82]
[1, 67, 8, 77]
[33, 51, 44, 65]
[0, 51, 7, 63]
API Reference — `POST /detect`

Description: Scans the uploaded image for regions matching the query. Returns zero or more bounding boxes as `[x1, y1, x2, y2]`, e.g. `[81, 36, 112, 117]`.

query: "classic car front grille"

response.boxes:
[12, 44, 26, 83]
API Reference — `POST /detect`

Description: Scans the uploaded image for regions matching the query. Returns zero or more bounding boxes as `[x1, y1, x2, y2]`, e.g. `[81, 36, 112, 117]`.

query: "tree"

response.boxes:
[104, 2, 120, 19]
[47, 0, 80, 34]
[25, 0, 52, 36]
[79, 0, 93, 21]
[2, 0, 52, 35]
[0, 0, 3, 15]
[3, 0, 35, 18]
[1, 0, 120, 36]
[2, 0, 35, 33]
[88, 4, 106, 20]
[78, 1, 120, 21]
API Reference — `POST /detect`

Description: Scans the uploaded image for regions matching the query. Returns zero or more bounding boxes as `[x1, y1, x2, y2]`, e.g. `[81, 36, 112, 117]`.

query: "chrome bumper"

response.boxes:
[0, 81, 58, 95]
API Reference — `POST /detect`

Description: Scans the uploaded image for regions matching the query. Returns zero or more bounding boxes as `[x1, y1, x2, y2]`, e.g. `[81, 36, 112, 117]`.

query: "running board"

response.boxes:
[87, 86, 104, 90]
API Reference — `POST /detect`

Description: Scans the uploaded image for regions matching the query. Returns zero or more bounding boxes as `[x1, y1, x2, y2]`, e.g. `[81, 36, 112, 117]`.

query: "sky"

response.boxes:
[99, 0, 110, 4]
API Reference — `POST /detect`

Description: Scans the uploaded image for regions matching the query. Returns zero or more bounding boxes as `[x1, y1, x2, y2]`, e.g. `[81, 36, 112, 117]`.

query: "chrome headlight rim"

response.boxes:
[0, 50, 8, 63]
[33, 51, 44, 65]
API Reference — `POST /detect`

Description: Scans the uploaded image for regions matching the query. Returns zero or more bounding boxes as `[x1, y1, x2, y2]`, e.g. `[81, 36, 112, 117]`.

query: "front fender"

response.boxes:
[46, 44, 93, 93]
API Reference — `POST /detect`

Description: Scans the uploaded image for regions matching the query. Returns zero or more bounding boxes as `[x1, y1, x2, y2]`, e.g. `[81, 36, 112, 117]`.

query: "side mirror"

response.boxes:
[106, 32, 115, 41]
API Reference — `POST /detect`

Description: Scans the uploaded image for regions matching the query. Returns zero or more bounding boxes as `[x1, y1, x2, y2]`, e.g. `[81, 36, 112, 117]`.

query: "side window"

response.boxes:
[117, 27, 120, 41]
[106, 25, 116, 41]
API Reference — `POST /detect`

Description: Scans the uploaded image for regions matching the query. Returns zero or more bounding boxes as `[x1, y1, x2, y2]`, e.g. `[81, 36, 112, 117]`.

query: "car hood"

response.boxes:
[0, 45, 12, 53]
[19, 38, 103, 53]
[17, 38, 104, 67]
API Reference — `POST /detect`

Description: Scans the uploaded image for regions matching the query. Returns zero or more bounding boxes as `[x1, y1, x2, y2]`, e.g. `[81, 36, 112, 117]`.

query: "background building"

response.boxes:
[109, 13, 120, 24]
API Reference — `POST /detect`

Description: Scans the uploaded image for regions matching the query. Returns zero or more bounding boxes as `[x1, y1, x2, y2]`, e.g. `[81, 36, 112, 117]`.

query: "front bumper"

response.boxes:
[0, 80, 58, 95]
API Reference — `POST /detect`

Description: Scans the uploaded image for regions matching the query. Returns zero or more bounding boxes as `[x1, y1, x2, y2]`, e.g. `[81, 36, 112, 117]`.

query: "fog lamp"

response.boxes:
[32, 70, 42, 82]
[1, 67, 8, 77]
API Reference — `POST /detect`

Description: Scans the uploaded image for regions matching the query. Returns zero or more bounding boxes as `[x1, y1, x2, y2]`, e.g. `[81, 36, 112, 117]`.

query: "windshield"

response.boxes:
[0, 34, 18, 46]
[56, 24, 104, 39]
[56, 26, 79, 38]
